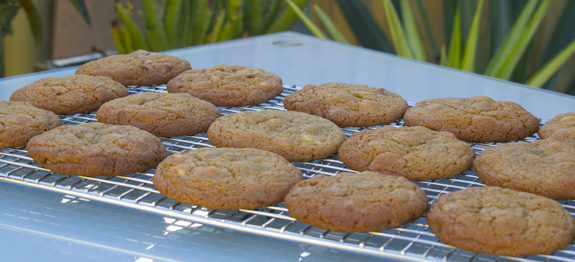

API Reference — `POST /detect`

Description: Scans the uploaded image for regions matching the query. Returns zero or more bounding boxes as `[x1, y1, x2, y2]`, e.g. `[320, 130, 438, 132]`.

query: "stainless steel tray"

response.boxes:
[1, 85, 573, 262]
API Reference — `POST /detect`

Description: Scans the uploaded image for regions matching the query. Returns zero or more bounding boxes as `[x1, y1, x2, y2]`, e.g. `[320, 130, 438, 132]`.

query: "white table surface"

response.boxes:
[1, 31, 574, 262]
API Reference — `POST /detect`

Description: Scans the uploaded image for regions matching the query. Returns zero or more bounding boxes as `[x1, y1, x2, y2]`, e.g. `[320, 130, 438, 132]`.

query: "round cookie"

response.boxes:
[153, 148, 303, 210]
[284, 171, 428, 233]
[538, 112, 575, 139]
[75, 50, 191, 86]
[207, 110, 346, 162]
[473, 139, 575, 200]
[26, 122, 167, 177]
[10, 75, 128, 114]
[166, 64, 283, 107]
[283, 82, 408, 127]
[427, 186, 575, 256]
[403, 96, 539, 142]
[97, 92, 221, 137]
[0, 101, 62, 149]
[338, 126, 474, 181]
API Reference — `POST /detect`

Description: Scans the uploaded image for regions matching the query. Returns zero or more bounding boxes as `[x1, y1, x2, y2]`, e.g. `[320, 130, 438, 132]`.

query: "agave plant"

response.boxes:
[111, 0, 307, 54]
[289, 0, 575, 95]
[0, 0, 90, 77]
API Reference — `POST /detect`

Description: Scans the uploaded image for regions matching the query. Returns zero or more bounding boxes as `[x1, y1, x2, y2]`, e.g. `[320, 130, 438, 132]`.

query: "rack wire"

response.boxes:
[1, 85, 573, 262]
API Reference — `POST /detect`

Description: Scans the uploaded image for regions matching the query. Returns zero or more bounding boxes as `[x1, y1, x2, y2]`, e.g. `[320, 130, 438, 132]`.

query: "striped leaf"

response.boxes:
[461, 0, 484, 73]
[383, 0, 413, 59]
[497, 0, 550, 80]
[285, 0, 328, 39]
[313, 5, 349, 44]
[483, 0, 539, 77]
[335, 0, 394, 53]
[399, 0, 427, 61]
[447, 7, 461, 69]
[525, 37, 575, 88]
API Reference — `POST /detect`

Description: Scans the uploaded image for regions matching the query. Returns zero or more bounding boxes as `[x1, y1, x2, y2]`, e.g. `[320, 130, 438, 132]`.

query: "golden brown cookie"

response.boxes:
[26, 122, 167, 177]
[338, 126, 474, 181]
[538, 112, 575, 139]
[75, 50, 191, 86]
[0, 101, 62, 149]
[427, 186, 575, 256]
[97, 92, 220, 137]
[284, 171, 428, 233]
[403, 96, 539, 142]
[473, 139, 575, 200]
[9, 75, 128, 114]
[207, 110, 346, 162]
[283, 82, 408, 127]
[166, 64, 283, 107]
[153, 148, 303, 210]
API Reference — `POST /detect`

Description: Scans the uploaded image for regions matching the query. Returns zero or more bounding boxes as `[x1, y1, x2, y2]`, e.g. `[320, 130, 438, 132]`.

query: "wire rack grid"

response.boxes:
[1, 85, 574, 262]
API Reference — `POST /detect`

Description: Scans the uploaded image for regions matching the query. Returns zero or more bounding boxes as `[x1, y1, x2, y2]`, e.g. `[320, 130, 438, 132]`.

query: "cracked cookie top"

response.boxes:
[427, 186, 575, 256]
[153, 148, 303, 210]
[0, 101, 62, 149]
[283, 82, 408, 127]
[26, 122, 167, 177]
[473, 138, 575, 200]
[403, 96, 539, 142]
[284, 171, 428, 233]
[207, 110, 346, 162]
[538, 112, 575, 140]
[10, 75, 128, 114]
[338, 126, 474, 181]
[97, 92, 220, 137]
[166, 64, 283, 107]
[75, 50, 191, 86]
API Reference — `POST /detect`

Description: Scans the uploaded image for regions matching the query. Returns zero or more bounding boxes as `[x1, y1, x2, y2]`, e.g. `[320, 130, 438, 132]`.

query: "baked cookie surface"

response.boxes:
[97, 92, 220, 137]
[427, 186, 575, 256]
[284, 171, 428, 233]
[27, 122, 167, 177]
[403, 96, 539, 142]
[9, 75, 128, 114]
[338, 126, 474, 181]
[166, 64, 283, 107]
[207, 110, 346, 162]
[283, 82, 408, 127]
[473, 139, 575, 200]
[75, 50, 191, 86]
[153, 148, 303, 210]
[538, 112, 575, 139]
[0, 101, 62, 149]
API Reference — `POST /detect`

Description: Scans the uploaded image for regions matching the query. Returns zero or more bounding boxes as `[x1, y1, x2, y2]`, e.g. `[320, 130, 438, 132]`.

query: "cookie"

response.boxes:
[538, 112, 575, 139]
[283, 82, 408, 127]
[97, 92, 220, 137]
[473, 139, 575, 200]
[338, 126, 474, 181]
[427, 186, 575, 256]
[166, 64, 283, 107]
[0, 101, 62, 149]
[153, 148, 303, 210]
[26, 122, 167, 177]
[403, 96, 539, 142]
[75, 50, 191, 86]
[207, 110, 346, 162]
[284, 171, 428, 233]
[9, 75, 128, 114]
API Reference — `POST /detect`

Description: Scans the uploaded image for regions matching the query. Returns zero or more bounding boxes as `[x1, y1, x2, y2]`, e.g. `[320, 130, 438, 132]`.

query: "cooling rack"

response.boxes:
[1, 85, 574, 262]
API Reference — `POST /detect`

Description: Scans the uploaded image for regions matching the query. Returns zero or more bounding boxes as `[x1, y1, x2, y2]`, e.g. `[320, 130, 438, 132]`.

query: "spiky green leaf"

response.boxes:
[313, 4, 349, 44]
[461, 0, 484, 72]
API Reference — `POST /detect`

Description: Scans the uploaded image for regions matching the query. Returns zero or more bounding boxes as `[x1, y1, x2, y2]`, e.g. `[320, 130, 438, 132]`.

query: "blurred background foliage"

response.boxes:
[291, 0, 575, 95]
[2, 0, 575, 97]
[111, 0, 307, 54]
[0, 0, 90, 77]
